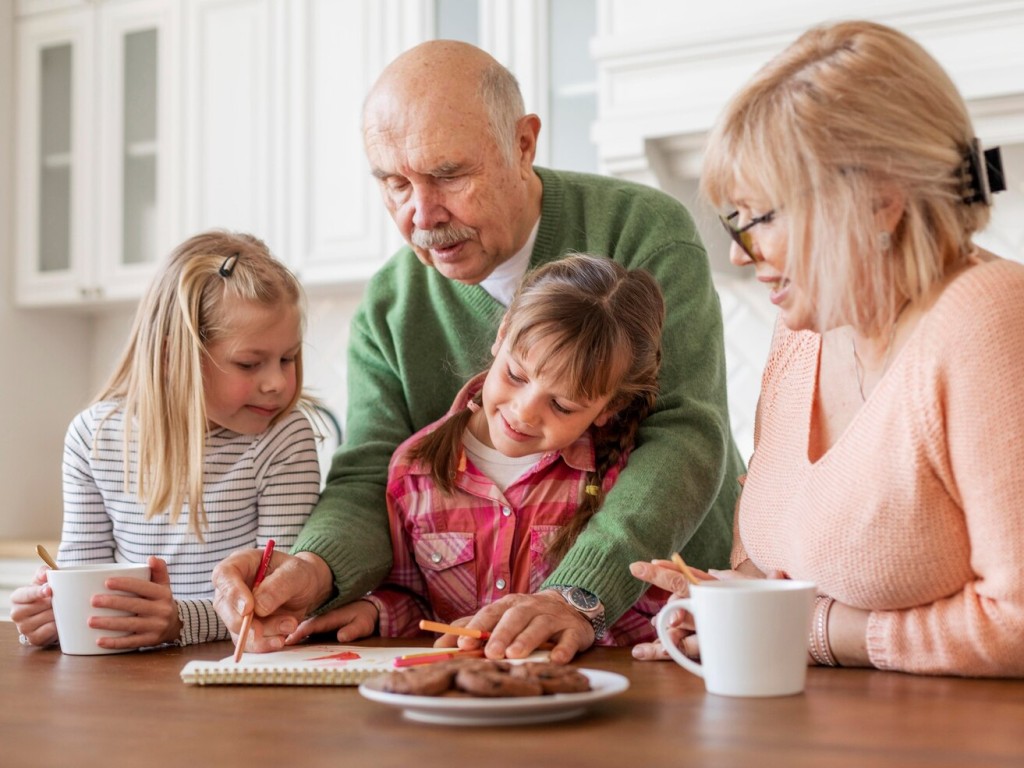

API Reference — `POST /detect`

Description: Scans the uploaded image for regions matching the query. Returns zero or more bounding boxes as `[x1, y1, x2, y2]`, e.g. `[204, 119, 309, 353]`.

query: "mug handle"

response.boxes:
[655, 598, 703, 678]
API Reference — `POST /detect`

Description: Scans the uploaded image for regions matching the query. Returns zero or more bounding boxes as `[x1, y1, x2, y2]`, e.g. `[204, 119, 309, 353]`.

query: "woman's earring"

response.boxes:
[878, 231, 892, 251]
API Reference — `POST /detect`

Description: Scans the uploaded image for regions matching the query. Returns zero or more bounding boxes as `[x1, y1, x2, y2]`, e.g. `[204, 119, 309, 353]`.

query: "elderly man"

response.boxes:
[214, 40, 744, 664]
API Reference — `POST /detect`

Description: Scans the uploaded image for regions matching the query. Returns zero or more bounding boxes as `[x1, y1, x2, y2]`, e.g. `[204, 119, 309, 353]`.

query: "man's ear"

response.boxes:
[515, 114, 541, 176]
[491, 314, 510, 357]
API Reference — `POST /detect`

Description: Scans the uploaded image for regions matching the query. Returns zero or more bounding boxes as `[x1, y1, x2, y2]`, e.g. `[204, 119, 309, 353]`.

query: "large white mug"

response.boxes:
[655, 579, 816, 697]
[48, 562, 152, 655]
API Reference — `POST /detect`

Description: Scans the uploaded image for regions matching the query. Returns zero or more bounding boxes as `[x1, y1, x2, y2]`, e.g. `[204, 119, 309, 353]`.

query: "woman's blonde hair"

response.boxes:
[408, 253, 665, 562]
[701, 20, 990, 335]
[96, 230, 307, 537]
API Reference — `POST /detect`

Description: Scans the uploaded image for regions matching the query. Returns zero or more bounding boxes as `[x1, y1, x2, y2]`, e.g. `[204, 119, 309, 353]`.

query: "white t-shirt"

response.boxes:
[462, 428, 543, 493]
[478, 219, 540, 306]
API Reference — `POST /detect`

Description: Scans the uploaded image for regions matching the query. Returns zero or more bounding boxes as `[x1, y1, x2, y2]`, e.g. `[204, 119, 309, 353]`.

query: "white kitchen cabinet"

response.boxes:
[15, 0, 178, 307]
[280, 0, 426, 286]
[181, 0, 425, 286]
[14, 0, 602, 304]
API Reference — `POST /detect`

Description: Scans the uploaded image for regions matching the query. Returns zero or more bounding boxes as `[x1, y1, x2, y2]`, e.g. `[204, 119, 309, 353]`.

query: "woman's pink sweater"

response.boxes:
[733, 258, 1024, 677]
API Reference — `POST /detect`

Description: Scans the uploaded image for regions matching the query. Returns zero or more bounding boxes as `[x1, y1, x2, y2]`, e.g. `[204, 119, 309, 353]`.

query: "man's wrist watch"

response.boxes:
[551, 585, 607, 640]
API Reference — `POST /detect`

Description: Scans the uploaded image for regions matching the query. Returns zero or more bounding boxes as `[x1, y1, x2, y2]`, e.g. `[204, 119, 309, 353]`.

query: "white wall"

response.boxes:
[0, 0, 94, 542]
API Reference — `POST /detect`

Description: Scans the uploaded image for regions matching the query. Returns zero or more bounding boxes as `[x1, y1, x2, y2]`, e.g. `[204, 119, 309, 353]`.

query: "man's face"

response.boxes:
[363, 100, 537, 285]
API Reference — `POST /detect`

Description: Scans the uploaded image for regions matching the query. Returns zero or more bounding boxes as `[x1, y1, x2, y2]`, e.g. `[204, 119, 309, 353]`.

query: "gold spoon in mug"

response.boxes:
[36, 544, 59, 570]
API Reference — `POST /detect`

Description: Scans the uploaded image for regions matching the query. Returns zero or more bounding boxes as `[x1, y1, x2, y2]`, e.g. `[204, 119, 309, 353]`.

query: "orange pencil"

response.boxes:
[233, 539, 275, 663]
[419, 619, 491, 640]
[671, 552, 702, 587]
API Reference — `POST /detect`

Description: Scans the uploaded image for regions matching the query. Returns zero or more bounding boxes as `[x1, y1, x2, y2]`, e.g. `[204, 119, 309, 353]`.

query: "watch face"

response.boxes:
[568, 587, 600, 611]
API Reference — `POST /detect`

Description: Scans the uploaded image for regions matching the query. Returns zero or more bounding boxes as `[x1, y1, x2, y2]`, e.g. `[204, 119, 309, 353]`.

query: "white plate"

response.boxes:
[358, 668, 629, 726]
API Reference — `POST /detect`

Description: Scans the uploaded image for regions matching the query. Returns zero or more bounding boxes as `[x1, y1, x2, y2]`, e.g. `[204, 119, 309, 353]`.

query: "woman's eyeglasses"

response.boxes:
[718, 210, 775, 261]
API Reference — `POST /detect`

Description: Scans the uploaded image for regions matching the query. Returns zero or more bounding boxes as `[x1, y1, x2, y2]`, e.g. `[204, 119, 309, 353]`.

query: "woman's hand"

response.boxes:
[628, 559, 710, 661]
[629, 558, 788, 662]
[10, 564, 58, 647]
[89, 556, 181, 649]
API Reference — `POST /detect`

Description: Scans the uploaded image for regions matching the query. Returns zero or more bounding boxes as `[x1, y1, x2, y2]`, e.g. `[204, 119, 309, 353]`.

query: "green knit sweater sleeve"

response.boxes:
[535, 168, 745, 623]
[291, 252, 503, 611]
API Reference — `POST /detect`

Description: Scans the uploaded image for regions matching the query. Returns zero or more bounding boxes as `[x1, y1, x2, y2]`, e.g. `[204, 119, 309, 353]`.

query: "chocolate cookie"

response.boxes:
[510, 662, 592, 694]
[454, 666, 545, 697]
[372, 661, 459, 696]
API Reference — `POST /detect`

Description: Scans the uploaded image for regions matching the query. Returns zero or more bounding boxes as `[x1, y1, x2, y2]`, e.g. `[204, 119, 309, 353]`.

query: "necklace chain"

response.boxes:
[852, 300, 911, 402]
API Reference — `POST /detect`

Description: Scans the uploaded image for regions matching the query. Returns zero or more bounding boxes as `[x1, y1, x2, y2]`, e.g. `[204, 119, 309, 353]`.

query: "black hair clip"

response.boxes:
[962, 138, 1006, 206]
[219, 252, 240, 277]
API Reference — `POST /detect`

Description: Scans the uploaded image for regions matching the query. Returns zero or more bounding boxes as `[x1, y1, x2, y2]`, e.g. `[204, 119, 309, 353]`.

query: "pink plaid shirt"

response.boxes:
[366, 375, 667, 646]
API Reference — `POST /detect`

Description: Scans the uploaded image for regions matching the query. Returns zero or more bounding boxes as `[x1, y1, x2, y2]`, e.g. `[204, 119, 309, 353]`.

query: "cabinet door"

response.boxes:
[182, 0, 283, 249]
[94, 0, 179, 301]
[283, 0, 427, 286]
[15, 8, 96, 305]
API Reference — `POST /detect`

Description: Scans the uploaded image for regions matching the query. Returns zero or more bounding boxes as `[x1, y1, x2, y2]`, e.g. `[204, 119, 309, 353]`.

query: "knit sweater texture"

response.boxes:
[295, 166, 745, 623]
[733, 258, 1024, 677]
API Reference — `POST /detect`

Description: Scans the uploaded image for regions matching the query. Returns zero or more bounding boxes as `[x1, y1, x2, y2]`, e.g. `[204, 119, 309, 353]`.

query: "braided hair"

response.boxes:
[407, 253, 665, 561]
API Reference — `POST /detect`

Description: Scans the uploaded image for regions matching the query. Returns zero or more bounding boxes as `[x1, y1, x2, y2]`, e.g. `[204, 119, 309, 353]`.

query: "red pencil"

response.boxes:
[233, 539, 275, 663]
[393, 649, 487, 668]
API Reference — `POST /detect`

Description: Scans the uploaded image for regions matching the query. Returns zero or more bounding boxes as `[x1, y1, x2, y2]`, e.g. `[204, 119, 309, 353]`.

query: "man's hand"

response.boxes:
[286, 599, 379, 645]
[212, 549, 334, 653]
[447, 591, 596, 665]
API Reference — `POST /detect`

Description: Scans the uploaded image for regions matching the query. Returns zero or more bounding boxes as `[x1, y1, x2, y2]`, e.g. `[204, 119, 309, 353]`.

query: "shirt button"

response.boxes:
[501, 506, 511, 517]
[430, 552, 442, 564]
[496, 578, 507, 590]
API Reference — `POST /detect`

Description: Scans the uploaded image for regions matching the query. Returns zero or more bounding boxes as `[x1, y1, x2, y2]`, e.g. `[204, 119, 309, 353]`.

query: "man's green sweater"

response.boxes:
[294, 166, 745, 624]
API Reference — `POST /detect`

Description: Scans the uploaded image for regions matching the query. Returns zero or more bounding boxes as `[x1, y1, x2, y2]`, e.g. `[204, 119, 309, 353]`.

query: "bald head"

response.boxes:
[364, 40, 526, 164]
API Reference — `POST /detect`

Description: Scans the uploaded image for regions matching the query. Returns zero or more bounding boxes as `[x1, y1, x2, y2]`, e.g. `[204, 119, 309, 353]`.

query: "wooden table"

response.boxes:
[3, 622, 1022, 768]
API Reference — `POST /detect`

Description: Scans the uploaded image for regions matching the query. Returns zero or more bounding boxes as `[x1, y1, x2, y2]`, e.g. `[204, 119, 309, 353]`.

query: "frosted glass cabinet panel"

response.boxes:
[15, 1, 176, 307]
[122, 29, 159, 267]
[15, 8, 95, 306]
[38, 43, 73, 273]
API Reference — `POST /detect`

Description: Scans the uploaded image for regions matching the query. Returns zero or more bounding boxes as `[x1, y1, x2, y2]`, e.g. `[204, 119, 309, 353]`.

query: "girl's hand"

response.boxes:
[287, 599, 379, 645]
[89, 556, 181, 649]
[10, 565, 59, 647]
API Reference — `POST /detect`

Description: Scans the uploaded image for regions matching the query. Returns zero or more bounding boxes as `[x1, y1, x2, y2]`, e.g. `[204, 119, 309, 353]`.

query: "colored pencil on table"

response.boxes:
[419, 619, 491, 640]
[233, 539, 275, 663]
[393, 648, 487, 668]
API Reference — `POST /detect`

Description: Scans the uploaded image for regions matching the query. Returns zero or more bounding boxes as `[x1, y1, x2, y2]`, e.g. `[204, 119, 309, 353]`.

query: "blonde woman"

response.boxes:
[11, 231, 321, 650]
[632, 20, 1024, 677]
[307, 255, 672, 658]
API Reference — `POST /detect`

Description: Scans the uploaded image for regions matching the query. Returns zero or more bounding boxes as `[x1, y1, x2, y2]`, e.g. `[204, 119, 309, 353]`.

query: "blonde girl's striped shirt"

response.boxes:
[58, 401, 322, 646]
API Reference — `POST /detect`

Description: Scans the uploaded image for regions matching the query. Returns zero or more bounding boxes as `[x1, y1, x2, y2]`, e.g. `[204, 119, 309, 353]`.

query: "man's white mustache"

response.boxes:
[411, 225, 477, 249]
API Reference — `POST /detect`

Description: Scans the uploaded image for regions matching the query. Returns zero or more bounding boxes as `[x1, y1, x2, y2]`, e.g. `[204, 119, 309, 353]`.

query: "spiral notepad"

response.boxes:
[180, 644, 425, 686]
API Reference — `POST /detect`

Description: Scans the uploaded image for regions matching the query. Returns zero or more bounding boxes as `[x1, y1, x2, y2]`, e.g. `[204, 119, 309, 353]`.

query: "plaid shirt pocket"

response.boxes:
[412, 532, 477, 623]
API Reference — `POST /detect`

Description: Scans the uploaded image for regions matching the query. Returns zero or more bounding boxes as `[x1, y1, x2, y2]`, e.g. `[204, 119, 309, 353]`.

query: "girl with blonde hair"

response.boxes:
[12, 230, 321, 650]
[632, 20, 1024, 677]
[307, 254, 671, 650]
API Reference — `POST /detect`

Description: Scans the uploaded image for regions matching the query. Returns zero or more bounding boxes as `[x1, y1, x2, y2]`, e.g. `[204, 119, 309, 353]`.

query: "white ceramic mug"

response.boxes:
[48, 563, 152, 655]
[655, 579, 816, 697]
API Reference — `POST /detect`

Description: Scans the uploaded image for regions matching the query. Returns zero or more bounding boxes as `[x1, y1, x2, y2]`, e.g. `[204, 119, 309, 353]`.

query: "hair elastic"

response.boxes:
[585, 485, 600, 496]
[219, 252, 240, 277]
[962, 139, 1006, 206]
